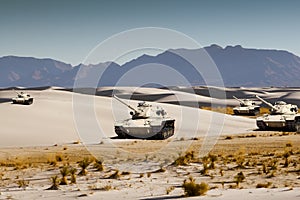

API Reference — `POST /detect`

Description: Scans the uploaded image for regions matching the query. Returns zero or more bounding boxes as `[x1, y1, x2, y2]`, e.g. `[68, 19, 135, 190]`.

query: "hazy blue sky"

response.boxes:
[1, 0, 299, 65]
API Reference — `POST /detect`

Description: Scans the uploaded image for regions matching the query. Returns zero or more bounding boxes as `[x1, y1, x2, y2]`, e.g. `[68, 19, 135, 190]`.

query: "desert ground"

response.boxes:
[0, 87, 299, 199]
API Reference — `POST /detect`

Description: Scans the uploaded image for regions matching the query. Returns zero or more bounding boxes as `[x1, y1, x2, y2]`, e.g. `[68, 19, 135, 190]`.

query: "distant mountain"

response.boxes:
[0, 56, 72, 87]
[1, 45, 300, 88]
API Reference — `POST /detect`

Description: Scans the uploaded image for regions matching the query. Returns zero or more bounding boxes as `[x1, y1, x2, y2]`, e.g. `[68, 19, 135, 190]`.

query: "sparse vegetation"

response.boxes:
[201, 106, 234, 115]
[182, 177, 209, 197]
[166, 186, 175, 195]
[234, 172, 245, 187]
[60, 165, 70, 185]
[47, 176, 60, 190]
[94, 159, 104, 171]
[78, 157, 92, 176]
[16, 179, 29, 189]
[70, 167, 77, 184]
[283, 150, 292, 168]
[173, 151, 195, 166]
[107, 170, 121, 179]
[256, 182, 272, 188]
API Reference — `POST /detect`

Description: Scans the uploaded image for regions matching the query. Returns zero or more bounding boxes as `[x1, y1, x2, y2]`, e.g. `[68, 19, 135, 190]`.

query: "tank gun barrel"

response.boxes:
[255, 95, 277, 110]
[233, 96, 245, 104]
[13, 89, 21, 95]
[113, 95, 139, 113]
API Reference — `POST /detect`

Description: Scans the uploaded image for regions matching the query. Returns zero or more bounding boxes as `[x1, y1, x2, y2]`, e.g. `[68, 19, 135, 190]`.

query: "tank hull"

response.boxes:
[233, 106, 260, 116]
[12, 97, 34, 105]
[115, 119, 175, 140]
[256, 115, 296, 131]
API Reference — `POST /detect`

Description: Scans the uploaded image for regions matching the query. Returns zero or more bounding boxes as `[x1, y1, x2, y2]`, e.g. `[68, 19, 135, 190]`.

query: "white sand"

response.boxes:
[0, 87, 299, 200]
[0, 88, 255, 147]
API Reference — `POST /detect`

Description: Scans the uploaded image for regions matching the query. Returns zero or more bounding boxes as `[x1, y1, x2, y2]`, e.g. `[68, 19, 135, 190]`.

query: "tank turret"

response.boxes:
[255, 95, 299, 131]
[113, 95, 174, 140]
[232, 96, 260, 115]
[255, 95, 297, 115]
[12, 90, 34, 105]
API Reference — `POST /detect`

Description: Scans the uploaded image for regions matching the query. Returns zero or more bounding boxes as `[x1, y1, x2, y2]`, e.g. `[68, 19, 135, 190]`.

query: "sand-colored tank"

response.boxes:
[12, 91, 34, 105]
[255, 95, 299, 131]
[113, 95, 175, 140]
[232, 96, 260, 115]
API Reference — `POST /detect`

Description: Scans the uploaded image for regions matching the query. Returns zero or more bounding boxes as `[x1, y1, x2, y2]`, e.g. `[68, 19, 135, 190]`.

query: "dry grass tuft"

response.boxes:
[201, 106, 234, 115]
[182, 177, 209, 197]
[173, 151, 195, 166]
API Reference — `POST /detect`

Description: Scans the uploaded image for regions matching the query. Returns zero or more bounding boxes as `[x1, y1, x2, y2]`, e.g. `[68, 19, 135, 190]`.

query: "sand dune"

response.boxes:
[0, 87, 257, 147]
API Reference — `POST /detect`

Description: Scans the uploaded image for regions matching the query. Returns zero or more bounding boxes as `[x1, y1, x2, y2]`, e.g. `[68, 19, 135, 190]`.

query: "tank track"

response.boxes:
[234, 108, 259, 116]
[295, 119, 300, 133]
[285, 120, 296, 131]
[115, 120, 175, 140]
[256, 120, 267, 130]
[249, 108, 260, 116]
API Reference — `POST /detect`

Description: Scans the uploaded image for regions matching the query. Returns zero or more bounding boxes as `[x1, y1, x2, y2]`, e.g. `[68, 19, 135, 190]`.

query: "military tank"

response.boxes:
[113, 95, 175, 140]
[232, 96, 260, 115]
[255, 95, 298, 131]
[12, 91, 34, 105]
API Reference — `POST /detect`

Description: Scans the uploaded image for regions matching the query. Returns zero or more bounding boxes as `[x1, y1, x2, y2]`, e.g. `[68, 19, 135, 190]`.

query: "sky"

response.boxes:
[0, 0, 300, 65]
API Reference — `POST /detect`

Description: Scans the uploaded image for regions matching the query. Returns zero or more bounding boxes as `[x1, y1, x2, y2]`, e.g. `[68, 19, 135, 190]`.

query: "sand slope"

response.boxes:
[0, 88, 255, 147]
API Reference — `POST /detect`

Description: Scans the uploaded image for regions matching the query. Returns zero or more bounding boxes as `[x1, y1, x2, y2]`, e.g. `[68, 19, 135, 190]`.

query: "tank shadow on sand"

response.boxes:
[0, 98, 12, 104]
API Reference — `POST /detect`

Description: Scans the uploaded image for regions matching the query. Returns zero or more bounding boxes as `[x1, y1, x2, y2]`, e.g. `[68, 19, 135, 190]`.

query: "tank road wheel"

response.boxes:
[12, 100, 16, 104]
[233, 110, 239, 115]
[256, 121, 267, 130]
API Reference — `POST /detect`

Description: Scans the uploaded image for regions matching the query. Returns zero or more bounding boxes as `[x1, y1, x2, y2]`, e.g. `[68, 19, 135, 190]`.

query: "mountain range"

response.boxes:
[1, 45, 300, 88]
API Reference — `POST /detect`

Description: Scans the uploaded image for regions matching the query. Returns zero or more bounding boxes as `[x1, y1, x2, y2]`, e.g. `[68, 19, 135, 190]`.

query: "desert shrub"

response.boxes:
[256, 182, 272, 188]
[200, 156, 210, 175]
[78, 157, 92, 176]
[283, 151, 291, 168]
[70, 167, 77, 184]
[286, 142, 292, 147]
[60, 166, 70, 185]
[208, 154, 218, 169]
[47, 176, 60, 190]
[17, 179, 29, 189]
[173, 151, 195, 166]
[94, 159, 104, 171]
[121, 171, 131, 175]
[55, 154, 63, 162]
[102, 185, 112, 191]
[166, 186, 175, 195]
[107, 170, 121, 179]
[225, 136, 233, 140]
[234, 172, 245, 187]
[182, 177, 209, 197]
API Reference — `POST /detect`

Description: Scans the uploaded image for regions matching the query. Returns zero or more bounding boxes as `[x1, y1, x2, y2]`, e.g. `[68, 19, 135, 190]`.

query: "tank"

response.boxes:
[255, 95, 299, 131]
[12, 91, 34, 105]
[113, 95, 175, 140]
[232, 96, 260, 115]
